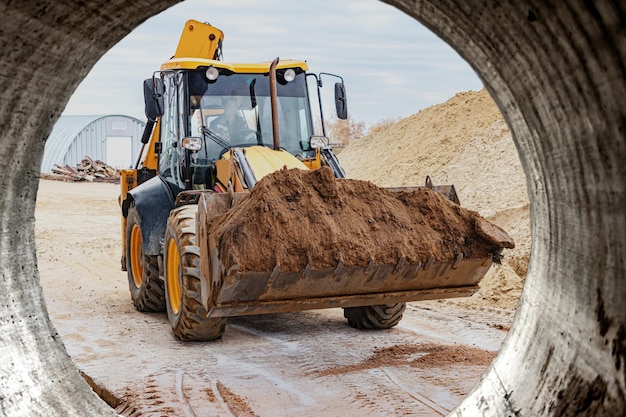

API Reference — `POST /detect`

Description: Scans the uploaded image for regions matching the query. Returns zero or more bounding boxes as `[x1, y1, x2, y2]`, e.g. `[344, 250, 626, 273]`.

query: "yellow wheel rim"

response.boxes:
[129, 224, 143, 288]
[167, 237, 182, 315]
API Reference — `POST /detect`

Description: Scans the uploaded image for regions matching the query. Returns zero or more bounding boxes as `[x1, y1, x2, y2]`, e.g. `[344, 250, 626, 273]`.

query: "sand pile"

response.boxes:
[339, 89, 530, 309]
[208, 167, 511, 273]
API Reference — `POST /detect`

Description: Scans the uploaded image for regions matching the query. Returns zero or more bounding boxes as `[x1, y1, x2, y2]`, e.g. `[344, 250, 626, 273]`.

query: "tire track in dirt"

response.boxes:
[228, 309, 497, 416]
[114, 370, 252, 417]
[381, 367, 449, 416]
[175, 371, 197, 417]
[229, 313, 412, 414]
[398, 302, 512, 350]
[229, 313, 425, 416]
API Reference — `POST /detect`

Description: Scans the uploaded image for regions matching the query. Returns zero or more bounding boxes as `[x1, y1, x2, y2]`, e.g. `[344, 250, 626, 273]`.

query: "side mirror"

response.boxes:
[309, 135, 329, 149]
[334, 82, 348, 120]
[143, 78, 165, 121]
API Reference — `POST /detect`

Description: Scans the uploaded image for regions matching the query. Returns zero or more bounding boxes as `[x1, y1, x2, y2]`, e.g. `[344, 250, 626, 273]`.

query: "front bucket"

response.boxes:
[204, 252, 492, 317]
[385, 176, 460, 205]
[195, 172, 513, 318]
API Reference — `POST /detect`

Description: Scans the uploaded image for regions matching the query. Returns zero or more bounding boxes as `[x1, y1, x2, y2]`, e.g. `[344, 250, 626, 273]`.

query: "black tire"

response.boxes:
[163, 205, 226, 341]
[126, 205, 165, 312]
[343, 303, 406, 330]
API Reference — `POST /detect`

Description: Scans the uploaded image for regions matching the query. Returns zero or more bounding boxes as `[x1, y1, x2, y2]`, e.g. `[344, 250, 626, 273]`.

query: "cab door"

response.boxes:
[158, 72, 187, 192]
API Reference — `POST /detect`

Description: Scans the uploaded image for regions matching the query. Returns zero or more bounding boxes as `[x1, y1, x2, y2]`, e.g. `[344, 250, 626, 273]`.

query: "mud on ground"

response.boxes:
[36, 180, 513, 416]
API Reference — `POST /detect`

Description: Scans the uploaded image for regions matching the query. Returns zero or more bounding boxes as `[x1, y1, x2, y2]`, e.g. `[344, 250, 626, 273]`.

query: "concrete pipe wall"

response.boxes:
[381, 2, 625, 416]
[0, 1, 623, 416]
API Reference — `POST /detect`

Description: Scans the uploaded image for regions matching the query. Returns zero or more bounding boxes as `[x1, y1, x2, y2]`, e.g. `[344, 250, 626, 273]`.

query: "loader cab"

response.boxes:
[156, 64, 318, 192]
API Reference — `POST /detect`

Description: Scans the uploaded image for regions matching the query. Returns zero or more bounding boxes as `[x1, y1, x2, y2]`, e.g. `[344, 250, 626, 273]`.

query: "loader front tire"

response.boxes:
[343, 303, 406, 330]
[126, 205, 165, 312]
[164, 206, 226, 341]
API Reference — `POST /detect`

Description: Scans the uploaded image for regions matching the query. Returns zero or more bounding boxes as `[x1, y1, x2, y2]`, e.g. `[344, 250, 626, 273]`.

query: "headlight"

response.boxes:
[181, 136, 202, 151]
[283, 68, 296, 82]
[206, 66, 219, 81]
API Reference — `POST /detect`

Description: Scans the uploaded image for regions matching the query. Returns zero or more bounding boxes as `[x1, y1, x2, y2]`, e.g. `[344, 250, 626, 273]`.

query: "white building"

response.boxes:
[41, 115, 145, 173]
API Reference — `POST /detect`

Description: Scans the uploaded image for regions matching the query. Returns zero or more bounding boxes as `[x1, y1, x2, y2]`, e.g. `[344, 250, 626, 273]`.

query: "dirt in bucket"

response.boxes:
[208, 166, 508, 273]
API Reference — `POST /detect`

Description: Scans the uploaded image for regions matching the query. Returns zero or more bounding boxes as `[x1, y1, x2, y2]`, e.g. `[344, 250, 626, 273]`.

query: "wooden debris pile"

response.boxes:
[43, 156, 121, 183]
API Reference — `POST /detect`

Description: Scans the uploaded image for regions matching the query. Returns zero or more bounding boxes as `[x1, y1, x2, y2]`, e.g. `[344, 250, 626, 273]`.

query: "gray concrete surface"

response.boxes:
[0, 0, 624, 416]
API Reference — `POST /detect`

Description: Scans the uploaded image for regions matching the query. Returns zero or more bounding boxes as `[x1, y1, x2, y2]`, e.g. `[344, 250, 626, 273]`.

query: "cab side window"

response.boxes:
[159, 73, 184, 189]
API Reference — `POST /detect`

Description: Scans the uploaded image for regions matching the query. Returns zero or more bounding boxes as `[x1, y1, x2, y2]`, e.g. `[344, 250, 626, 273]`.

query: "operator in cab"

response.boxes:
[210, 96, 247, 140]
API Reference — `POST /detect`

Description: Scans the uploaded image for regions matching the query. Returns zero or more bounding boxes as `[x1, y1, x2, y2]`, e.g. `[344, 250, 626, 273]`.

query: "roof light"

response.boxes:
[284, 68, 296, 82]
[206, 66, 219, 81]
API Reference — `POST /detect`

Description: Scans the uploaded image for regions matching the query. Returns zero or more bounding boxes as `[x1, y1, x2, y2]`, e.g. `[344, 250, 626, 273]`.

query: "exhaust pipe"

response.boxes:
[269, 57, 280, 150]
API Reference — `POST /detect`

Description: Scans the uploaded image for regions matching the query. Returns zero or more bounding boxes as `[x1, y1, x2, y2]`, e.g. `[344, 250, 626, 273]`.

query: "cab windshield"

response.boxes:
[187, 68, 315, 162]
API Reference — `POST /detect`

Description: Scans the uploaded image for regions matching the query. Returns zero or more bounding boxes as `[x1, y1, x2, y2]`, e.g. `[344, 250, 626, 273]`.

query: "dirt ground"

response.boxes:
[36, 180, 514, 416]
[36, 88, 529, 415]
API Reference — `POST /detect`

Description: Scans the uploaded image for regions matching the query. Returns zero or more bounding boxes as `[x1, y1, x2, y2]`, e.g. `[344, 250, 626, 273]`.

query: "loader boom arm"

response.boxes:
[174, 20, 224, 60]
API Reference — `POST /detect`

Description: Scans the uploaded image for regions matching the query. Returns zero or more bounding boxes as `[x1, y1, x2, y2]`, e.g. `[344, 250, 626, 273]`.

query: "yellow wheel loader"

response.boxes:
[120, 20, 513, 341]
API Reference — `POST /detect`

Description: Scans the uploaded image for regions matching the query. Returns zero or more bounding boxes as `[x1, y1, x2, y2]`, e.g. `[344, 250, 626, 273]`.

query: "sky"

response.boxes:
[62, 0, 483, 128]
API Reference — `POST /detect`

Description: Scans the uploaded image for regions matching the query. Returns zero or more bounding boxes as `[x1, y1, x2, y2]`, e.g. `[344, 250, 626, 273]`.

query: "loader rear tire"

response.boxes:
[343, 303, 406, 330]
[164, 205, 226, 341]
[126, 205, 165, 312]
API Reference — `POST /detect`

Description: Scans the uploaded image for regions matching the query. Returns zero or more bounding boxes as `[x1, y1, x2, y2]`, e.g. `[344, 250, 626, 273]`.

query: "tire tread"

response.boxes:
[165, 206, 225, 341]
[344, 303, 406, 330]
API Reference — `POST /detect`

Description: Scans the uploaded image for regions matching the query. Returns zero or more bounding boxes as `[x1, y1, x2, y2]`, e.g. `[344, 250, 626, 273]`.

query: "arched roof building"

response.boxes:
[41, 115, 145, 173]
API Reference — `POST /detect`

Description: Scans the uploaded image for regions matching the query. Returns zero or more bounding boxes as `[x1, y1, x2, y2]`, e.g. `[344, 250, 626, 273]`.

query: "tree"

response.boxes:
[321, 115, 365, 148]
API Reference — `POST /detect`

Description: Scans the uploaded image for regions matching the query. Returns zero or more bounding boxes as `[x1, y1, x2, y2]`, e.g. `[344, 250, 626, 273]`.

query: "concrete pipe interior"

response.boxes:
[0, 1, 623, 416]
